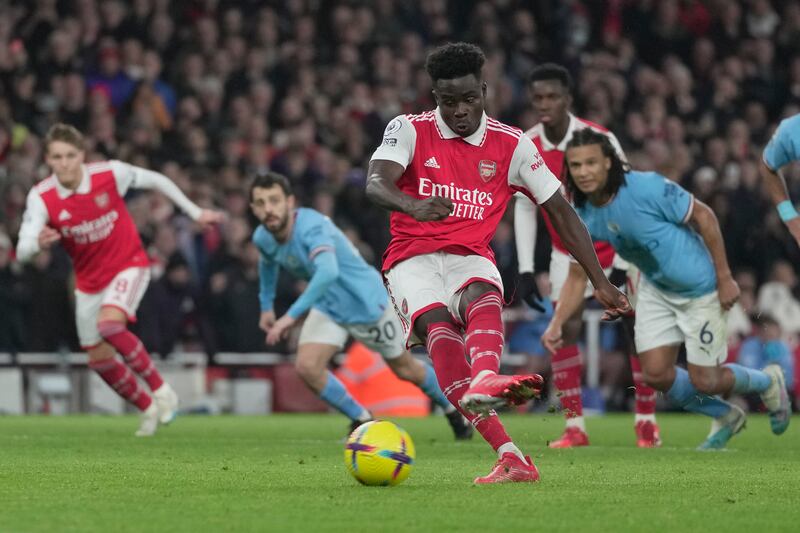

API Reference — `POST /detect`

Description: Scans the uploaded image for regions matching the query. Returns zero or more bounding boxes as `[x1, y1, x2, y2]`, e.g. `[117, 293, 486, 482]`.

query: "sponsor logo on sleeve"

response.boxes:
[530, 152, 545, 172]
[382, 138, 398, 146]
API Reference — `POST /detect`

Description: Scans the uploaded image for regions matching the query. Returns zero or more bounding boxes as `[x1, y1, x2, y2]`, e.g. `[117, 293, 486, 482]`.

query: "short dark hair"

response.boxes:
[249, 171, 293, 200]
[528, 63, 573, 92]
[425, 42, 485, 82]
[564, 129, 629, 207]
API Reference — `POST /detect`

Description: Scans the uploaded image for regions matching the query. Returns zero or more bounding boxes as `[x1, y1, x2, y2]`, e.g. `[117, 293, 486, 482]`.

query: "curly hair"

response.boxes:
[564, 129, 629, 207]
[528, 63, 573, 92]
[425, 42, 485, 82]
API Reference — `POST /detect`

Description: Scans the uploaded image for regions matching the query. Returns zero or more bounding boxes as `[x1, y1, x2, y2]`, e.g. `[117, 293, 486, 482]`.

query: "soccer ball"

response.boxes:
[344, 420, 415, 486]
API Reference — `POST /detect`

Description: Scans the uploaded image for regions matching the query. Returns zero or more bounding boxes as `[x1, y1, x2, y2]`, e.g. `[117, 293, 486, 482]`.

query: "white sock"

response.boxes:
[565, 416, 586, 432]
[497, 442, 525, 462]
[473, 370, 495, 384]
[635, 413, 656, 423]
[357, 410, 372, 423]
[443, 404, 457, 414]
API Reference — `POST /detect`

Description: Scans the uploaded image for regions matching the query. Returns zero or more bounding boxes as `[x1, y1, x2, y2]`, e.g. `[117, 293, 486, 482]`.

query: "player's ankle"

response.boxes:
[565, 416, 586, 432]
[473, 370, 495, 384]
[497, 442, 525, 462]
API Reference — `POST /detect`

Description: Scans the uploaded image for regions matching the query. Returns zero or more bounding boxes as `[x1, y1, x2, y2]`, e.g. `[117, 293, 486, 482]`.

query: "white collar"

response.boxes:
[539, 112, 579, 152]
[54, 166, 91, 198]
[434, 107, 488, 146]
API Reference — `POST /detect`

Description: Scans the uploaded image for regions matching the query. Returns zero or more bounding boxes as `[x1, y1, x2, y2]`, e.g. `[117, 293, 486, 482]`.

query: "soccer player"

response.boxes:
[15, 123, 224, 436]
[761, 112, 800, 247]
[542, 129, 791, 449]
[249, 172, 473, 440]
[514, 64, 660, 448]
[366, 43, 629, 483]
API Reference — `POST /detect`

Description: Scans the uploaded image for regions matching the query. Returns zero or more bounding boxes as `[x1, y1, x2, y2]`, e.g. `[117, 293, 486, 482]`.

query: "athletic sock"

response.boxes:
[667, 366, 732, 418]
[419, 360, 455, 412]
[98, 320, 164, 391]
[552, 344, 584, 421]
[426, 322, 513, 451]
[320, 371, 369, 421]
[630, 356, 657, 422]
[724, 363, 772, 394]
[88, 357, 152, 411]
[463, 292, 505, 379]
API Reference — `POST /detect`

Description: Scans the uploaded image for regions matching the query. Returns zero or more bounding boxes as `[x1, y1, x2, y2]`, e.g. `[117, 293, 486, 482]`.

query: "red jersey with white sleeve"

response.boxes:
[515, 114, 624, 271]
[371, 108, 561, 273]
[16, 160, 202, 293]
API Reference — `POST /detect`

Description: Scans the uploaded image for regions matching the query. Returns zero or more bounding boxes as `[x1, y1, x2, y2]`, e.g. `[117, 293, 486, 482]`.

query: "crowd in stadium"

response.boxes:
[0, 0, 798, 401]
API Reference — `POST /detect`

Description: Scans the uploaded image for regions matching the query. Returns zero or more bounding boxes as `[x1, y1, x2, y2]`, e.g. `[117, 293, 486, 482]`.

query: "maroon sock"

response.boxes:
[88, 357, 152, 411]
[98, 320, 164, 391]
[552, 344, 584, 419]
[426, 321, 511, 451]
[463, 292, 504, 379]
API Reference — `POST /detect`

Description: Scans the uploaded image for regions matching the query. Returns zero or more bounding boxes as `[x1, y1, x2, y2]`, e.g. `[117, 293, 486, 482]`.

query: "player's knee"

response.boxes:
[688, 370, 721, 395]
[294, 357, 323, 383]
[96, 319, 126, 339]
[641, 367, 672, 391]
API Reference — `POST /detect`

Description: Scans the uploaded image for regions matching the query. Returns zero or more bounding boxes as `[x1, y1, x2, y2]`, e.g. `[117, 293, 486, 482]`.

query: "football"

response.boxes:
[344, 420, 416, 486]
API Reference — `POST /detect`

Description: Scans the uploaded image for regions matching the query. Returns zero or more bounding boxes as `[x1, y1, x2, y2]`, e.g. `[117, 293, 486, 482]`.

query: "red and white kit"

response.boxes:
[16, 160, 202, 348]
[514, 113, 625, 300]
[372, 108, 561, 347]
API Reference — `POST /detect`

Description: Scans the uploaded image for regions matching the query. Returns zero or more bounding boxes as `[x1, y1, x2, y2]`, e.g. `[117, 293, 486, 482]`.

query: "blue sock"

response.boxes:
[419, 362, 453, 411]
[320, 372, 368, 421]
[724, 363, 772, 394]
[667, 367, 732, 418]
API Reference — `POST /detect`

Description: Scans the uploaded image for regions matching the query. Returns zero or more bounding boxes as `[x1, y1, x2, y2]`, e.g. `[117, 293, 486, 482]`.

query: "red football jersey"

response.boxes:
[372, 109, 561, 273]
[525, 114, 622, 268]
[34, 162, 149, 292]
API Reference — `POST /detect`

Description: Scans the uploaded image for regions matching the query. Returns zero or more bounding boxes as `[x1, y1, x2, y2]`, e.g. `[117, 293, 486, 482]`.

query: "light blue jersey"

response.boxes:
[763, 113, 800, 171]
[576, 171, 716, 297]
[253, 208, 388, 324]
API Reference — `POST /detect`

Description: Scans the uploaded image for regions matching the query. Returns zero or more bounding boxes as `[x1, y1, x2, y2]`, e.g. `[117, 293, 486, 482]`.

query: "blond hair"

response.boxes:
[44, 123, 85, 151]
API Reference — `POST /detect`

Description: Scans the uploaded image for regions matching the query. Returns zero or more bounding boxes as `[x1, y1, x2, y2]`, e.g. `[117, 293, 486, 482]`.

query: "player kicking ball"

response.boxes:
[366, 43, 629, 483]
[16, 123, 225, 436]
[543, 129, 790, 449]
[249, 172, 473, 441]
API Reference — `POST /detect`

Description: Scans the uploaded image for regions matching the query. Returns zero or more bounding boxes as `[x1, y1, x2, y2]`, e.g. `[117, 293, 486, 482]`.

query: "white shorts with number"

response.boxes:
[297, 306, 405, 360]
[384, 252, 504, 348]
[550, 248, 615, 301]
[75, 266, 151, 349]
[634, 278, 728, 366]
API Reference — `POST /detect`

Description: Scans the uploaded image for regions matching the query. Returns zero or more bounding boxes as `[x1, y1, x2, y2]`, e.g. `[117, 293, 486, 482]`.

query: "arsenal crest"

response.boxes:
[94, 192, 109, 208]
[478, 160, 497, 182]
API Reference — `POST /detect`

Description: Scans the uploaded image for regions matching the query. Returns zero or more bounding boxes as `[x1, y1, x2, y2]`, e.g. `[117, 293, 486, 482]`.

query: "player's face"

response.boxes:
[250, 185, 295, 236]
[45, 140, 85, 189]
[529, 80, 571, 127]
[565, 144, 612, 196]
[432, 74, 486, 137]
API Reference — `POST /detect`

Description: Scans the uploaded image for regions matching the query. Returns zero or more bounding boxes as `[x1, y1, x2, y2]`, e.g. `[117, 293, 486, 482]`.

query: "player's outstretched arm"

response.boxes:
[760, 159, 800, 247]
[689, 199, 740, 310]
[366, 160, 452, 221]
[541, 262, 588, 353]
[541, 192, 630, 315]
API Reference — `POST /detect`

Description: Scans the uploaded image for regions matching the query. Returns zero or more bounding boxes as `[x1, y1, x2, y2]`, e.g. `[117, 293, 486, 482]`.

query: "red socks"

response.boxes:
[630, 356, 656, 416]
[88, 357, 152, 411]
[98, 320, 164, 391]
[463, 292, 504, 379]
[551, 344, 583, 419]
[426, 321, 511, 451]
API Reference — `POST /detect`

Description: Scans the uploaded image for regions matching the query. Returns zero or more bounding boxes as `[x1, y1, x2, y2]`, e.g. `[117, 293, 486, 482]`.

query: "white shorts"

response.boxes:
[384, 252, 503, 347]
[634, 278, 728, 367]
[297, 306, 405, 360]
[549, 248, 615, 301]
[75, 266, 150, 348]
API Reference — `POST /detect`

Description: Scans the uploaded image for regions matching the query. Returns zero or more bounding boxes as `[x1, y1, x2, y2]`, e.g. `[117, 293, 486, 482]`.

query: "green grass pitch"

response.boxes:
[1, 413, 798, 532]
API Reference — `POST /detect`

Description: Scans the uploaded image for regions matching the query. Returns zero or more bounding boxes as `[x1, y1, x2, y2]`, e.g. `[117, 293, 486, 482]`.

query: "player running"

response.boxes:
[15, 123, 224, 436]
[250, 172, 473, 440]
[542, 129, 791, 449]
[366, 43, 629, 484]
[761, 112, 800, 247]
[514, 64, 660, 448]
